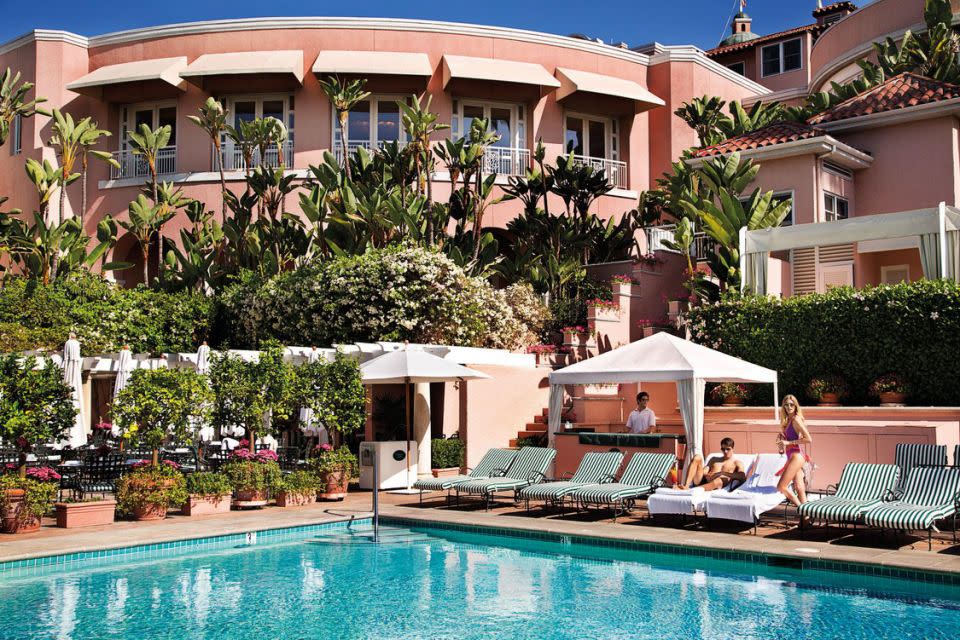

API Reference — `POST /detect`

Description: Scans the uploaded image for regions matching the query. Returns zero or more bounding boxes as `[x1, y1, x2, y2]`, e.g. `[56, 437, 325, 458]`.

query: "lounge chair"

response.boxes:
[455, 447, 556, 510]
[862, 465, 960, 550]
[567, 452, 677, 522]
[413, 448, 517, 503]
[646, 453, 756, 518]
[954, 444, 960, 467]
[703, 453, 788, 532]
[894, 443, 947, 490]
[517, 451, 624, 511]
[797, 462, 900, 530]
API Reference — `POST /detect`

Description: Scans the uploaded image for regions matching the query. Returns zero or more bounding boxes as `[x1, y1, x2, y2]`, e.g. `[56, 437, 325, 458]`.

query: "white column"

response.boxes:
[413, 382, 432, 477]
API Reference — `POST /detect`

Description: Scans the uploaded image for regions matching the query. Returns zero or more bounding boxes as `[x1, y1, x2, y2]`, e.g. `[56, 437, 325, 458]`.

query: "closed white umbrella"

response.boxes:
[111, 346, 134, 437]
[62, 334, 87, 448]
[360, 348, 490, 490]
[195, 342, 215, 441]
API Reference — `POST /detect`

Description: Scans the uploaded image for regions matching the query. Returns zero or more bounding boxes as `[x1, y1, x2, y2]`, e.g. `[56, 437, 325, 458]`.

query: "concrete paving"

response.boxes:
[2, 490, 959, 577]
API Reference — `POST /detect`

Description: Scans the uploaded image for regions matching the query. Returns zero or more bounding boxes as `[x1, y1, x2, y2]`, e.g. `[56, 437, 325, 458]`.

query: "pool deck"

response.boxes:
[2, 491, 959, 577]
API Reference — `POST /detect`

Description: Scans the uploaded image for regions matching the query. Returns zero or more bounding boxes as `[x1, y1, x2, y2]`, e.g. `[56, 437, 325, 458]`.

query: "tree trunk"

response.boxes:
[249, 430, 256, 453]
[152, 448, 159, 467]
[80, 158, 89, 227]
[18, 452, 27, 480]
[339, 112, 351, 181]
[215, 139, 227, 224]
[142, 242, 150, 286]
[59, 173, 68, 225]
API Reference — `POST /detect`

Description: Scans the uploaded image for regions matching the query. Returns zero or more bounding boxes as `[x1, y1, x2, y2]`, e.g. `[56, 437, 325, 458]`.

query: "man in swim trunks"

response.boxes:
[673, 437, 746, 491]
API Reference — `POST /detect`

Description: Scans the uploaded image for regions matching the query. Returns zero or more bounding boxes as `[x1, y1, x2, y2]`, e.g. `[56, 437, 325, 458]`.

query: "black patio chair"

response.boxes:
[162, 447, 199, 473]
[202, 442, 228, 472]
[78, 454, 127, 499]
[276, 446, 303, 472]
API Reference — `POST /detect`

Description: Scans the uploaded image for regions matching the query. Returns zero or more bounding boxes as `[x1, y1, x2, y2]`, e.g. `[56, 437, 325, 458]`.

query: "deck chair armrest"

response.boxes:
[490, 468, 508, 477]
[600, 474, 617, 484]
[560, 471, 575, 480]
[649, 475, 667, 489]
[824, 484, 839, 496]
[527, 471, 547, 483]
[883, 488, 902, 502]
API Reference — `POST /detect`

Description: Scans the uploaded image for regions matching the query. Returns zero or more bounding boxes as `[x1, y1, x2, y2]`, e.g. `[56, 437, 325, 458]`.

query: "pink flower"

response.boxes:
[314, 443, 334, 453]
[93, 421, 113, 431]
[26, 466, 61, 482]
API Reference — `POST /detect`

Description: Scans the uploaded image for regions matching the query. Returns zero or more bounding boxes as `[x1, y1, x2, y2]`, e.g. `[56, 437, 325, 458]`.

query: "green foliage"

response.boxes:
[308, 446, 359, 478]
[209, 342, 295, 440]
[185, 471, 232, 497]
[686, 281, 960, 405]
[274, 470, 320, 496]
[295, 351, 366, 438]
[805, 375, 851, 402]
[0, 354, 75, 470]
[674, 96, 787, 149]
[0, 68, 49, 148]
[222, 459, 282, 493]
[112, 368, 212, 455]
[115, 463, 187, 514]
[0, 475, 59, 519]
[431, 438, 465, 469]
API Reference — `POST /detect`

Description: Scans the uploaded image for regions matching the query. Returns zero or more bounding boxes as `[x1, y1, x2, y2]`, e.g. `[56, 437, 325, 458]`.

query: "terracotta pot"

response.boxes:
[133, 503, 167, 521]
[55, 500, 116, 528]
[2, 489, 41, 534]
[431, 467, 461, 478]
[879, 391, 907, 407]
[721, 396, 744, 407]
[317, 471, 349, 501]
[818, 392, 841, 406]
[183, 494, 232, 517]
[276, 491, 314, 508]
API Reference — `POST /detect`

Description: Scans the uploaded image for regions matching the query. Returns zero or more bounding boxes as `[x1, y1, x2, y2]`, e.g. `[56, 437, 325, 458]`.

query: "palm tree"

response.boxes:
[674, 96, 729, 148]
[128, 123, 172, 203]
[0, 68, 49, 148]
[188, 97, 229, 222]
[49, 110, 89, 225]
[24, 158, 63, 221]
[398, 94, 449, 218]
[77, 121, 118, 225]
[319, 76, 370, 181]
[120, 194, 176, 286]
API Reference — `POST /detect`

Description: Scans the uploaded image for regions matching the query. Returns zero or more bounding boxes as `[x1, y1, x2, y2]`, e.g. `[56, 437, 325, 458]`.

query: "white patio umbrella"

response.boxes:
[61, 335, 87, 448]
[299, 347, 330, 445]
[360, 347, 491, 491]
[111, 346, 135, 437]
[195, 342, 214, 441]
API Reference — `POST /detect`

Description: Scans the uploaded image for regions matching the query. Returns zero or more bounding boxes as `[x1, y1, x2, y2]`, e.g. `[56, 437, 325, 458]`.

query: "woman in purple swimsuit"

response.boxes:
[775, 394, 812, 508]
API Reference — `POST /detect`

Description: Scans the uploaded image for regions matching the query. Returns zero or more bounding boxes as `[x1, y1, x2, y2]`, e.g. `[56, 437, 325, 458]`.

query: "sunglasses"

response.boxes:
[784, 402, 796, 407]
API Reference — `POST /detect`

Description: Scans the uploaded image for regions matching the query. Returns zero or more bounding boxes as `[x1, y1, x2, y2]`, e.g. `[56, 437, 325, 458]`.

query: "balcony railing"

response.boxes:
[110, 146, 177, 180]
[332, 140, 380, 164]
[481, 146, 530, 177]
[572, 155, 628, 190]
[646, 224, 716, 262]
[220, 140, 294, 171]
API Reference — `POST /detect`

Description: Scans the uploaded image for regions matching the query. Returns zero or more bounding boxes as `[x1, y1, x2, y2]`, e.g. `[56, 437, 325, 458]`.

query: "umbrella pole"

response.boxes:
[406, 379, 412, 489]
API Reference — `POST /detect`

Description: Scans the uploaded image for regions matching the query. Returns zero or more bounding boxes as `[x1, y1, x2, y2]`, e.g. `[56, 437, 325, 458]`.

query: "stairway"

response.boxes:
[508, 408, 549, 447]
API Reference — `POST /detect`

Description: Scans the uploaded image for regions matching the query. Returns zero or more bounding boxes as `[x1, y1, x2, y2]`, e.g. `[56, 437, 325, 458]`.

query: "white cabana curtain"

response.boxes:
[62, 338, 86, 448]
[947, 230, 960, 281]
[546, 383, 566, 472]
[919, 233, 941, 279]
[744, 252, 768, 296]
[676, 378, 706, 466]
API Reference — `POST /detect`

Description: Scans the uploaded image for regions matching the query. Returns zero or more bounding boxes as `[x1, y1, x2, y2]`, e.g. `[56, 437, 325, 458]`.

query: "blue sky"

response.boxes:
[1, 1, 836, 50]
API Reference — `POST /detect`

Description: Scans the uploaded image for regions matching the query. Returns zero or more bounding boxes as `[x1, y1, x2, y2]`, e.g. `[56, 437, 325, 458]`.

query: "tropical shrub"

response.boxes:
[115, 461, 188, 515]
[686, 281, 960, 405]
[273, 470, 320, 498]
[217, 245, 535, 350]
[0, 473, 59, 521]
[222, 458, 282, 493]
[185, 471, 232, 497]
[805, 375, 850, 402]
[431, 438, 465, 470]
[0, 354, 76, 475]
[308, 445, 359, 478]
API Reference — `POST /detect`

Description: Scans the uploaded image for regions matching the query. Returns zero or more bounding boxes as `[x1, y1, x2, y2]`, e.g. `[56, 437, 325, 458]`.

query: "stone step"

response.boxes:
[524, 422, 547, 432]
[533, 414, 547, 424]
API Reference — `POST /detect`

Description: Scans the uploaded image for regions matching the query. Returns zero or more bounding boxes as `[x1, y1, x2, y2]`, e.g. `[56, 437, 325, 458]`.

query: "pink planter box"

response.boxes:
[183, 494, 232, 517]
[55, 500, 116, 528]
[275, 492, 314, 508]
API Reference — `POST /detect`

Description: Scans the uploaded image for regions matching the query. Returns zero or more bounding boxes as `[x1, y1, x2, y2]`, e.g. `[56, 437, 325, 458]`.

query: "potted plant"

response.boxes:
[294, 350, 366, 448]
[115, 460, 187, 521]
[806, 375, 850, 406]
[709, 383, 749, 407]
[55, 496, 116, 529]
[610, 274, 634, 297]
[309, 445, 358, 501]
[561, 326, 589, 347]
[0, 467, 60, 534]
[870, 373, 910, 406]
[587, 298, 620, 321]
[274, 470, 319, 507]
[222, 449, 282, 508]
[526, 344, 557, 365]
[183, 471, 233, 516]
[431, 438, 465, 477]
[211, 341, 295, 454]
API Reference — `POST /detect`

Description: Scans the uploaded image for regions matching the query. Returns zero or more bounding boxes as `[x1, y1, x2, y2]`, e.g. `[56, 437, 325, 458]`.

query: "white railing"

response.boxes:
[111, 146, 176, 180]
[332, 140, 377, 164]
[482, 146, 530, 177]
[572, 155, 628, 190]
[220, 140, 294, 171]
[646, 223, 716, 262]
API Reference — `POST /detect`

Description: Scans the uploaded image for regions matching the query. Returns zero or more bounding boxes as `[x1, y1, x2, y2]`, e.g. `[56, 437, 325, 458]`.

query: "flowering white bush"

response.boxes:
[220, 245, 539, 350]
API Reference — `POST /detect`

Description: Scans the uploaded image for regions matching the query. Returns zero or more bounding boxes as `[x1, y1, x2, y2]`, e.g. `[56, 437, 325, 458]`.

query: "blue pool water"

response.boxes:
[1, 521, 959, 640]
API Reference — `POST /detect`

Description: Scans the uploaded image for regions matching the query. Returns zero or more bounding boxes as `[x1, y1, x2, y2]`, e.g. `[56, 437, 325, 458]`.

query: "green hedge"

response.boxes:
[0, 273, 214, 355]
[686, 281, 960, 406]
[431, 438, 465, 469]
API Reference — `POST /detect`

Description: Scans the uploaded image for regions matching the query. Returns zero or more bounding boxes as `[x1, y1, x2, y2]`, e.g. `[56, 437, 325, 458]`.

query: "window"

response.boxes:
[880, 265, 910, 285]
[824, 193, 849, 222]
[451, 100, 525, 149]
[761, 38, 802, 77]
[121, 103, 177, 149]
[333, 96, 406, 150]
[565, 114, 616, 160]
[818, 263, 854, 291]
[822, 161, 852, 179]
[222, 94, 295, 168]
[11, 114, 21, 155]
[727, 62, 746, 76]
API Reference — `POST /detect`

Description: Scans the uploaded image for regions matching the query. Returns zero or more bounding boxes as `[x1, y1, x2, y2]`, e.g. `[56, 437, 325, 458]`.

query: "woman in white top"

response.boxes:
[626, 392, 657, 434]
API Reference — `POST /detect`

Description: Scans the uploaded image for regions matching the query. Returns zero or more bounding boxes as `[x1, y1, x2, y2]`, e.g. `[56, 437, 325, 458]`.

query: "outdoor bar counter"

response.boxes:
[554, 431, 684, 477]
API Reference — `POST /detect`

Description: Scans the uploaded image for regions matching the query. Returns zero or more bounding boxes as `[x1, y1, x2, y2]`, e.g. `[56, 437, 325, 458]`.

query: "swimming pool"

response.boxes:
[1, 519, 958, 640]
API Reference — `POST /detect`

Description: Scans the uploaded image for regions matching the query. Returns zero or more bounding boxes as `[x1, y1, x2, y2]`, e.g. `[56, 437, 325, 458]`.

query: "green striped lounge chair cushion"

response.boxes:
[894, 443, 947, 489]
[863, 466, 960, 532]
[413, 448, 516, 492]
[457, 447, 556, 495]
[519, 451, 624, 501]
[799, 463, 900, 523]
[570, 453, 676, 505]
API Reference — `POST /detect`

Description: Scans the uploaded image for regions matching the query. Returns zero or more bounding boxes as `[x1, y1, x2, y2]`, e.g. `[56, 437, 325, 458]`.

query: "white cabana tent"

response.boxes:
[360, 347, 491, 489]
[740, 203, 960, 294]
[547, 332, 778, 468]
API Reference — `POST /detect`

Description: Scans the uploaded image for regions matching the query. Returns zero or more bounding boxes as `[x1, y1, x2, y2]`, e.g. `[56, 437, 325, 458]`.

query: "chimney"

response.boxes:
[732, 11, 752, 37]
